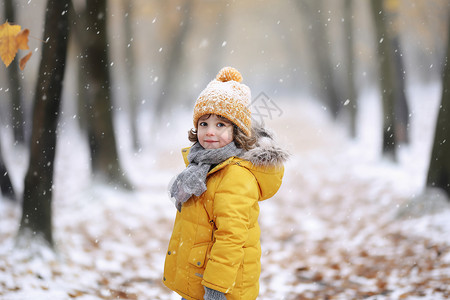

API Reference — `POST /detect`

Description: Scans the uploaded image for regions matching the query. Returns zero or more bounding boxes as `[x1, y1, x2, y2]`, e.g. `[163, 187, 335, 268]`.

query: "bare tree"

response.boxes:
[370, 0, 411, 160]
[295, 0, 342, 117]
[4, 0, 25, 144]
[344, 0, 357, 138]
[18, 0, 70, 247]
[370, 0, 397, 160]
[122, 0, 140, 150]
[69, 0, 130, 188]
[385, 0, 410, 144]
[83, 0, 131, 188]
[69, 1, 89, 133]
[426, 11, 450, 199]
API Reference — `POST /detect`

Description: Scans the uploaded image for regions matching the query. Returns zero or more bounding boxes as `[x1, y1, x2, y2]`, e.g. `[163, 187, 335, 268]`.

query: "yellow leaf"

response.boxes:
[16, 29, 30, 50]
[0, 21, 22, 67]
[19, 51, 32, 70]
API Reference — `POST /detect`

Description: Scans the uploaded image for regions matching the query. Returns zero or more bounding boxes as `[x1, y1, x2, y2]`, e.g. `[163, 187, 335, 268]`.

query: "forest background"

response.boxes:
[0, 0, 450, 299]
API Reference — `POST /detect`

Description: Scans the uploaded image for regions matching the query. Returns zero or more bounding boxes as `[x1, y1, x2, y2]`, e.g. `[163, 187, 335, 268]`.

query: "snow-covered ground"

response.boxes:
[1, 85, 449, 299]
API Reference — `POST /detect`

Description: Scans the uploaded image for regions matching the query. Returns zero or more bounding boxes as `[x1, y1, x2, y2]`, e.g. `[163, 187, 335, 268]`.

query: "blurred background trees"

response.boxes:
[0, 0, 449, 246]
[2, 0, 448, 149]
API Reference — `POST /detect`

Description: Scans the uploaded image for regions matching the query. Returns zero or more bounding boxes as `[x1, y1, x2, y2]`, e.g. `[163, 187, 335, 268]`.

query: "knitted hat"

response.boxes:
[193, 67, 252, 136]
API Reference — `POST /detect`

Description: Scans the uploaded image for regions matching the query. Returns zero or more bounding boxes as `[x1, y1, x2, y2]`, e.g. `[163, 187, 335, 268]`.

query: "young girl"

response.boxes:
[163, 67, 288, 300]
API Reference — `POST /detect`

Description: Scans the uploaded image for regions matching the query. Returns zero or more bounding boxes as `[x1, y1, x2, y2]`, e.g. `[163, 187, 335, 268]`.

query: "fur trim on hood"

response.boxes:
[241, 125, 289, 167]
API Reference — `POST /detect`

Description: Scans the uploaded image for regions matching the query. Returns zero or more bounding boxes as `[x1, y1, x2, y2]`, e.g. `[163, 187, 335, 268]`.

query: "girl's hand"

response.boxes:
[203, 286, 226, 300]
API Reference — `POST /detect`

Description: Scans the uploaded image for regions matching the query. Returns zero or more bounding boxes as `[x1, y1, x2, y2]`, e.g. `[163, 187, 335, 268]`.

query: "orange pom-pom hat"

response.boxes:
[193, 67, 252, 136]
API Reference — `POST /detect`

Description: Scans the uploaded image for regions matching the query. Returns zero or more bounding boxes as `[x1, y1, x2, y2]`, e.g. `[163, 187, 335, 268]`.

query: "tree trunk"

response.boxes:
[392, 35, 410, 144]
[370, 0, 397, 160]
[426, 11, 450, 198]
[4, 0, 25, 145]
[384, 0, 410, 144]
[0, 137, 16, 201]
[122, 0, 140, 150]
[68, 1, 89, 133]
[84, 0, 131, 189]
[295, 0, 341, 117]
[344, 0, 357, 138]
[18, 0, 70, 247]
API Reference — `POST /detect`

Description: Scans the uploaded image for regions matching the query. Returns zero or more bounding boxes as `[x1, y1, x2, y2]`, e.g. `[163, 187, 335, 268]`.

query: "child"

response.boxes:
[163, 67, 288, 300]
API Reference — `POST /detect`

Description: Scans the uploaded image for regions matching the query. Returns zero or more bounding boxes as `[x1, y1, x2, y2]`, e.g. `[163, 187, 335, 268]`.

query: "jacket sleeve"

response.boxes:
[202, 165, 259, 293]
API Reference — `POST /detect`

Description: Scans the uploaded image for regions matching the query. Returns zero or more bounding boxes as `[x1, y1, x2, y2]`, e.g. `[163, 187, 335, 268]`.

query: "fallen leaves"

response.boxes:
[0, 21, 33, 70]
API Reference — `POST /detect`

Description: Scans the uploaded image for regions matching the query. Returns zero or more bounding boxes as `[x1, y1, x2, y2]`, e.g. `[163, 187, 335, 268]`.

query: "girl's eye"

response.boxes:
[217, 122, 226, 127]
[199, 122, 208, 127]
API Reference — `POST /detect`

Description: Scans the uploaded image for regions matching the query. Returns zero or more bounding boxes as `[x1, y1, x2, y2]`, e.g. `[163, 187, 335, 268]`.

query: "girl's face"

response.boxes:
[197, 114, 234, 149]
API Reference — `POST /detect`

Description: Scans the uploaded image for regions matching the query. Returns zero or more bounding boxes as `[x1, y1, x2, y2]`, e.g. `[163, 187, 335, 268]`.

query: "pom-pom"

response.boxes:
[216, 67, 243, 83]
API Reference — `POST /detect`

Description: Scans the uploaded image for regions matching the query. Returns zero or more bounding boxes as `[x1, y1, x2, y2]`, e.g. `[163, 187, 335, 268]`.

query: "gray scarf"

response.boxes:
[169, 142, 243, 212]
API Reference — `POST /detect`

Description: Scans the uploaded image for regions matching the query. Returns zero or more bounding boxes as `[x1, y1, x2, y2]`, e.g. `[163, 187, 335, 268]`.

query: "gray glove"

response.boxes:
[203, 286, 226, 300]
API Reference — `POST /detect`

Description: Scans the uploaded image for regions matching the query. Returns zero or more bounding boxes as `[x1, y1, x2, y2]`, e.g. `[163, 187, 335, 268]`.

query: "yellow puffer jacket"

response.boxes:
[163, 128, 287, 300]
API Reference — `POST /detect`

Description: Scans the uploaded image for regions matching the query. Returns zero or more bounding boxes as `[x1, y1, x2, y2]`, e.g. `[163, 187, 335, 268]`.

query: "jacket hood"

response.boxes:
[241, 125, 289, 167]
[238, 125, 288, 200]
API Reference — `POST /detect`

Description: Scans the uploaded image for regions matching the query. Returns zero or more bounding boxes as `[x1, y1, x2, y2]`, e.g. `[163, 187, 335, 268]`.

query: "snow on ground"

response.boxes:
[1, 84, 450, 299]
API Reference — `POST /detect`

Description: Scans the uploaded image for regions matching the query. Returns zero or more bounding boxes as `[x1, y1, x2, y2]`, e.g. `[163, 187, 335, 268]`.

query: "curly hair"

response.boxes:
[189, 114, 256, 151]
